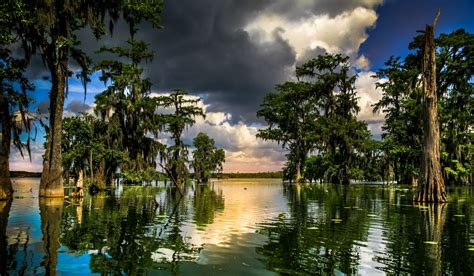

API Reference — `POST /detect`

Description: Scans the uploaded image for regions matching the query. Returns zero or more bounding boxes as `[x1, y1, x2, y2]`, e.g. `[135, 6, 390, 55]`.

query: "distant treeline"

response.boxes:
[216, 172, 283, 179]
[10, 171, 42, 178]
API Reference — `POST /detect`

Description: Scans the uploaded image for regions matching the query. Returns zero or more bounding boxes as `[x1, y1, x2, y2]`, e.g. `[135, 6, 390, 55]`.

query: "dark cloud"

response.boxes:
[36, 100, 50, 115]
[22, 0, 296, 124]
[144, 0, 296, 123]
[65, 100, 91, 114]
[21, 0, 386, 124]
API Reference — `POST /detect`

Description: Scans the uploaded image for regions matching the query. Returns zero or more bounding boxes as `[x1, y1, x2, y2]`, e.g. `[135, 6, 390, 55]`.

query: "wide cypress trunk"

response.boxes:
[0, 96, 13, 200]
[40, 64, 66, 198]
[415, 20, 448, 203]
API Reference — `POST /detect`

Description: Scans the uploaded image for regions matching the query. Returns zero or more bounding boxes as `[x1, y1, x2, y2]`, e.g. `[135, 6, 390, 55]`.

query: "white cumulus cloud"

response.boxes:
[245, 6, 378, 60]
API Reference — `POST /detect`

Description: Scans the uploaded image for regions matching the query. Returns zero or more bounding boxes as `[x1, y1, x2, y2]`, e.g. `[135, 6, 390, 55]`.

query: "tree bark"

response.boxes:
[40, 64, 66, 198]
[295, 160, 302, 183]
[95, 160, 106, 190]
[75, 169, 84, 198]
[415, 21, 448, 203]
[0, 96, 13, 200]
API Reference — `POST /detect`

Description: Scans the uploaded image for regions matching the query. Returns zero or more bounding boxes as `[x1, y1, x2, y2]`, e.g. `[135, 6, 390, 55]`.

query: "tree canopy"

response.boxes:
[192, 132, 225, 183]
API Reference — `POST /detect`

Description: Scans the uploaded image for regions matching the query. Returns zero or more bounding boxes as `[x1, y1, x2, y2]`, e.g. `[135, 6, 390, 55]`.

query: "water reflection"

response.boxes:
[257, 184, 474, 275]
[0, 199, 12, 275]
[39, 198, 63, 275]
[193, 184, 224, 227]
[1, 179, 474, 275]
[257, 184, 375, 274]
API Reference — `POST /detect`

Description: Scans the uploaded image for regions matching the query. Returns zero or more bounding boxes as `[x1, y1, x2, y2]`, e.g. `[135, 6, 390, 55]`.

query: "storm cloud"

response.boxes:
[48, 0, 382, 124]
[15, 0, 394, 172]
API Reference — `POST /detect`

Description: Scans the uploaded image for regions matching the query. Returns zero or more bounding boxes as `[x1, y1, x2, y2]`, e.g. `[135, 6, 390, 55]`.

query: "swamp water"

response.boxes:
[1, 178, 474, 275]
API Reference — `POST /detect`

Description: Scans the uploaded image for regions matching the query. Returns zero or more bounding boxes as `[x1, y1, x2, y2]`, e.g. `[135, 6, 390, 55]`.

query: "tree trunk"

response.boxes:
[0, 96, 12, 200]
[342, 164, 350, 185]
[295, 161, 302, 183]
[171, 148, 182, 186]
[75, 169, 84, 198]
[40, 64, 66, 198]
[39, 198, 64, 276]
[415, 21, 448, 203]
[95, 160, 106, 190]
[89, 149, 94, 181]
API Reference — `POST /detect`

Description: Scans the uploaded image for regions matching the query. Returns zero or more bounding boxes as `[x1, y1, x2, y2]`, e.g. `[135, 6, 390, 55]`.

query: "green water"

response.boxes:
[1, 178, 473, 275]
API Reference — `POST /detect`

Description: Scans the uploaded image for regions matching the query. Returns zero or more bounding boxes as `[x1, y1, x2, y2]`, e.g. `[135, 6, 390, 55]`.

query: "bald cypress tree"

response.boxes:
[8, 0, 162, 197]
[157, 90, 205, 187]
[415, 12, 448, 203]
[94, 39, 164, 184]
[192, 132, 225, 183]
[0, 1, 35, 200]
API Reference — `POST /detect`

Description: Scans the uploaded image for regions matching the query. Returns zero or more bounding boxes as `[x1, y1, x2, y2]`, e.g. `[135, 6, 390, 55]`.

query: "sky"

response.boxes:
[9, 0, 474, 173]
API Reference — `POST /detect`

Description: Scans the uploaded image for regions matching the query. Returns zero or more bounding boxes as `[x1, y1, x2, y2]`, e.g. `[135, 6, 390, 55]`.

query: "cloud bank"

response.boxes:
[12, 0, 386, 172]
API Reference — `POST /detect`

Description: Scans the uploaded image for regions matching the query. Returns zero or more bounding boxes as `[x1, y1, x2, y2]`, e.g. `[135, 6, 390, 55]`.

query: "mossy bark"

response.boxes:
[0, 95, 13, 200]
[40, 64, 65, 198]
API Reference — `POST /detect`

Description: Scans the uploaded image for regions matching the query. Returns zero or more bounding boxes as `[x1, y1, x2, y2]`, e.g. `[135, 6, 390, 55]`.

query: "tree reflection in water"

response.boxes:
[60, 184, 225, 274]
[39, 198, 64, 276]
[193, 184, 224, 227]
[4, 181, 473, 274]
[0, 199, 12, 275]
[256, 184, 373, 274]
[257, 184, 474, 275]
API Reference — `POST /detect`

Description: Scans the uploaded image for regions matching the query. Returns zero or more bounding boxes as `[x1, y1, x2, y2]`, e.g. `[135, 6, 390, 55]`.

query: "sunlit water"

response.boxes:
[1, 178, 474, 275]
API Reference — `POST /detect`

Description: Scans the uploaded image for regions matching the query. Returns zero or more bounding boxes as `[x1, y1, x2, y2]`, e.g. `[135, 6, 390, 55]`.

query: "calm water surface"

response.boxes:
[1, 178, 473, 275]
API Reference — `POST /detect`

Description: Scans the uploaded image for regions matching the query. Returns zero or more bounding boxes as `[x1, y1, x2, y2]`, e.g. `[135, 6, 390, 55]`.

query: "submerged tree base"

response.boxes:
[0, 177, 13, 200]
[39, 178, 64, 198]
[415, 176, 448, 203]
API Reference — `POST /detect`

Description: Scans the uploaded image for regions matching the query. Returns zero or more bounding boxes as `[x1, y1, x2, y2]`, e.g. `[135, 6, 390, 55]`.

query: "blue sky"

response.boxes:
[360, 0, 474, 70]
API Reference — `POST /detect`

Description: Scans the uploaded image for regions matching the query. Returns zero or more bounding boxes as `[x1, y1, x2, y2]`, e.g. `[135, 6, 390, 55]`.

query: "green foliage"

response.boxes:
[304, 156, 331, 183]
[374, 29, 473, 185]
[257, 81, 319, 182]
[156, 90, 205, 186]
[94, 39, 164, 174]
[258, 54, 376, 184]
[62, 114, 128, 188]
[192, 132, 225, 183]
[122, 168, 167, 185]
[0, 5, 35, 163]
[2, 0, 163, 188]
